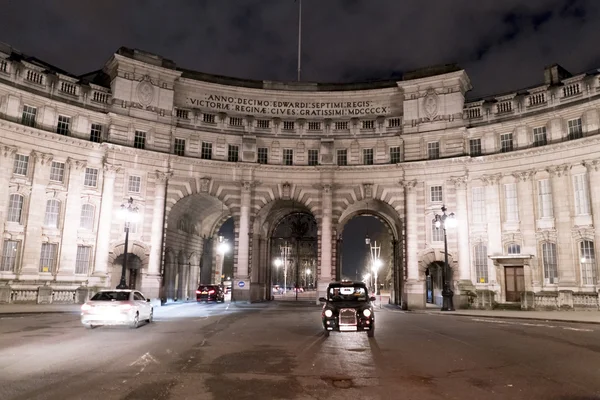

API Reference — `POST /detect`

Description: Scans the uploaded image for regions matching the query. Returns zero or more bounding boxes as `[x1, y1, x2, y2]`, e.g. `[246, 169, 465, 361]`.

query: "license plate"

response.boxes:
[202, 292, 207, 294]
[339, 325, 357, 331]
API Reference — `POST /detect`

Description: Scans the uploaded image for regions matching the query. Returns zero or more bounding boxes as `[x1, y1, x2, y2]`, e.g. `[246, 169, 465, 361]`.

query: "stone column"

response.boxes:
[0, 146, 17, 236]
[93, 163, 120, 279]
[513, 170, 538, 289]
[451, 175, 474, 308]
[482, 174, 503, 291]
[547, 164, 576, 287]
[233, 181, 252, 302]
[583, 159, 600, 286]
[317, 184, 332, 304]
[401, 179, 424, 309]
[57, 157, 85, 278]
[143, 170, 170, 301]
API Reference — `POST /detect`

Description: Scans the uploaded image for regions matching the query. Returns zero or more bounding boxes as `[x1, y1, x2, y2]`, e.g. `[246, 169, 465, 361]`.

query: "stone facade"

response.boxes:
[0, 42, 599, 310]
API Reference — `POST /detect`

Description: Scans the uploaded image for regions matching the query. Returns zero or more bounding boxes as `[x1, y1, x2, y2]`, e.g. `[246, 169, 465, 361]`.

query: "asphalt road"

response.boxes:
[1, 302, 600, 400]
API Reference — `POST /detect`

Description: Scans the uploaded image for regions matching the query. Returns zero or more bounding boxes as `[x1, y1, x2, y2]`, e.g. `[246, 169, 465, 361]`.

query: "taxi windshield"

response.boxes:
[327, 286, 368, 302]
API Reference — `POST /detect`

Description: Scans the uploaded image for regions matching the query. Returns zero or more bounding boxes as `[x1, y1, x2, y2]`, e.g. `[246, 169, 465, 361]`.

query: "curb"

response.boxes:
[426, 311, 600, 325]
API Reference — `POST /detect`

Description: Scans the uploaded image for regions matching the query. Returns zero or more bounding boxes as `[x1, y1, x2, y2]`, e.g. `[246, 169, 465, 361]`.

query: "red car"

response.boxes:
[196, 285, 225, 303]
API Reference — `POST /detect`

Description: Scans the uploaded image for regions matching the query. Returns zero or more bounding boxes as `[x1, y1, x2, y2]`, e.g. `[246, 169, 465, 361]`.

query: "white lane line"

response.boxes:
[471, 318, 594, 332]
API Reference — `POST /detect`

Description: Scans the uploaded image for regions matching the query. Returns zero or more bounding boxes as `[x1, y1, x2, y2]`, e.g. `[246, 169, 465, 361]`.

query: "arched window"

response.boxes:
[580, 240, 596, 285]
[542, 242, 558, 284]
[7, 194, 24, 223]
[431, 218, 443, 242]
[44, 199, 61, 228]
[507, 243, 521, 255]
[474, 243, 488, 283]
[80, 204, 95, 230]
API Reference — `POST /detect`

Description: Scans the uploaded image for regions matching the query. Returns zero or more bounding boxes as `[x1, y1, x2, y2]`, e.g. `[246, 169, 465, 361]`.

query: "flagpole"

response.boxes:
[297, 0, 302, 82]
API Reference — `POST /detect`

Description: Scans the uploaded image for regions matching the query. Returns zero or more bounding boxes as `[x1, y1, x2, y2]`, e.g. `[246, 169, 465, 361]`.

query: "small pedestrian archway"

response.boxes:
[420, 248, 456, 307]
[336, 199, 404, 306]
[108, 241, 149, 290]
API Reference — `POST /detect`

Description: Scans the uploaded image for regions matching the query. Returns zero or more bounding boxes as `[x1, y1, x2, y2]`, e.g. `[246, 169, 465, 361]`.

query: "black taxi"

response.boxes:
[319, 281, 376, 337]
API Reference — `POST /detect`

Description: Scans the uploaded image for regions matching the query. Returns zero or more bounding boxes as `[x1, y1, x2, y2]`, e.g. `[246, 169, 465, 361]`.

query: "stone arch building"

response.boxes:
[0, 42, 599, 309]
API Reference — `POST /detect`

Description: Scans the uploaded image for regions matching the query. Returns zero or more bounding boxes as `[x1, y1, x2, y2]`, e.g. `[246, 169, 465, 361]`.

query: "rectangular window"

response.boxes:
[430, 185, 443, 202]
[229, 117, 243, 127]
[174, 138, 185, 156]
[176, 109, 189, 119]
[580, 240, 596, 285]
[500, 133, 513, 152]
[283, 149, 293, 165]
[84, 168, 98, 187]
[504, 183, 519, 221]
[257, 119, 270, 129]
[128, 175, 141, 193]
[533, 127, 547, 147]
[388, 118, 402, 128]
[335, 121, 348, 130]
[308, 149, 319, 166]
[472, 187, 485, 223]
[257, 147, 268, 164]
[13, 154, 29, 176]
[363, 148, 374, 165]
[75, 246, 92, 275]
[134, 131, 146, 149]
[573, 174, 590, 215]
[431, 219, 444, 242]
[474, 244, 488, 283]
[362, 120, 375, 130]
[542, 242, 558, 284]
[469, 138, 482, 156]
[90, 124, 102, 143]
[427, 142, 440, 160]
[57, 115, 71, 135]
[537, 179, 553, 218]
[80, 204, 95, 230]
[21, 105, 37, 127]
[44, 200, 60, 228]
[308, 122, 321, 131]
[39, 243, 57, 273]
[283, 121, 295, 131]
[228, 145, 239, 162]
[337, 149, 347, 166]
[390, 146, 401, 164]
[568, 118, 583, 140]
[0, 240, 18, 272]
[201, 142, 212, 160]
[49, 161, 65, 183]
[7, 194, 23, 223]
[203, 113, 215, 124]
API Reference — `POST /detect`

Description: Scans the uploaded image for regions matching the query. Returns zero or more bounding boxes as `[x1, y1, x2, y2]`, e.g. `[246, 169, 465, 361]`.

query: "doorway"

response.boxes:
[505, 266, 525, 302]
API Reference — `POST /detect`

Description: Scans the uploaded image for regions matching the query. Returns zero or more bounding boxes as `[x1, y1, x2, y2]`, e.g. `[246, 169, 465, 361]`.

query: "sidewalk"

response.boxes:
[412, 308, 600, 325]
[0, 303, 83, 314]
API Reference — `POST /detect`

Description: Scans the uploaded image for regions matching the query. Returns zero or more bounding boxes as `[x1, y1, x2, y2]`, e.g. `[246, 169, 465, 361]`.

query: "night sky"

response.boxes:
[1, 0, 598, 98]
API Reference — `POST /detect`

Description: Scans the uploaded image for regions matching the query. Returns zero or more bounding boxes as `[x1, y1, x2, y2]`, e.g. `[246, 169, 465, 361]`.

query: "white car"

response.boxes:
[81, 289, 153, 329]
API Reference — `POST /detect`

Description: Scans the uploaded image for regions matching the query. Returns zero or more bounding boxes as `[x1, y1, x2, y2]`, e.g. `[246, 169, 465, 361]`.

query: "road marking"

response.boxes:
[471, 318, 594, 332]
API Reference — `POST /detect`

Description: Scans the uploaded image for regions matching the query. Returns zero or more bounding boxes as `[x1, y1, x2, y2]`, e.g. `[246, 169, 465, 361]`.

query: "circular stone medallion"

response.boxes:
[136, 80, 155, 106]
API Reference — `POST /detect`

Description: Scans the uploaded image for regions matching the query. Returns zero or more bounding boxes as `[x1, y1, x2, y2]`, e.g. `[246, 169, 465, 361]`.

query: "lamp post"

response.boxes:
[434, 205, 457, 311]
[117, 197, 138, 289]
[305, 268, 311, 288]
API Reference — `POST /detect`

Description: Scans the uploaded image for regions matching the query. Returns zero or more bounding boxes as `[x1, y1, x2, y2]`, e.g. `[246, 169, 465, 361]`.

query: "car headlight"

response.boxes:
[324, 309, 333, 317]
[363, 309, 371, 317]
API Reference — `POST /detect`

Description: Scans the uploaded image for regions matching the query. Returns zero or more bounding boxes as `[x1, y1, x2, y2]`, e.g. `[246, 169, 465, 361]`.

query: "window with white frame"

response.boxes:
[228, 145, 239, 162]
[580, 240, 596, 285]
[308, 149, 319, 166]
[507, 243, 521, 254]
[390, 146, 401, 163]
[363, 148, 374, 165]
[39, 243, 57, 273]
[430, 185, 443, 203]
[567, 118, 583, 140]
[474, 243, 488, 283]
[80, 204, 95, 230]
[44, 199, 61, 228]
[21, 105, 37, 127]
[0, 240, 18, 272]
[90, 124, 102, 143]
[257, 147, 268, 164]
[500, 133, 513, 152]
[427, 142, 440, 160]
[537, 179, 553, 218]
[504, 183, 519, 221]
[283, 149, 293, 165]
[75, 245, 92, 275]
[128, 176, 141, 193]
[134, 131, 146, 149]
[174, 138, 185, 156]
[7, 194, 23, 223]
[84, 168, 98, 187]
[431, 218, 444, 242]
[533, 127, 547, 147]
[469, 138, 482, 156]
[13, 154, 29, 176]
[49, 161, 65, 183]
[57, 115, 71, 135]
[472, 187, 485, 223]
[573, 174, 590, 215]
[337, 149, 347, 166]
[542, 242, 558, 284]
[201, 142, 212, 160]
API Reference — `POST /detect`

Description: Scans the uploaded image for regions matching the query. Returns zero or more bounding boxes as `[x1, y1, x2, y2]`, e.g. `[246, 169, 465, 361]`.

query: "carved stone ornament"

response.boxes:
[199, 177, 211, 193]
[136, 76, 155, 106]
[480, 173, 502, 186]
[2, 145, 17, 158]
[241, 181, 252, 192]
[582, 159, 600, 173]
[399, 179, 418, 191]
[546, 164, 571, 178]
[423, 88, 439, 120]
[512, 169, 536, 183]
[449, 175, 468, 190]
[363, 183, 373, 198]
[282, 182, 292, 199]
[155, 170, 173, 184]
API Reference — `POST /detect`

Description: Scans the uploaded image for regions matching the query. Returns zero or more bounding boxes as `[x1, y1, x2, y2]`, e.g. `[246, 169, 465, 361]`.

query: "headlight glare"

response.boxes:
[363, 309, 372, 317]
[324, 309, 333, 317]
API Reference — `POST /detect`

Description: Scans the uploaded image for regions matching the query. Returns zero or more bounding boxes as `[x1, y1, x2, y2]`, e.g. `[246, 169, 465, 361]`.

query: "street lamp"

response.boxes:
[305, 268, 311, 288]
[117, 197, 139, 289]
[434, 205, 457, 311]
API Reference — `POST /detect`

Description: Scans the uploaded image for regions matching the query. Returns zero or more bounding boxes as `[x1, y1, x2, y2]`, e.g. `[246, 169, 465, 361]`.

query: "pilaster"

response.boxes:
[482, 173, 502, 287]
[512, 169, 538, 288]
[400, 179, 424, 309]
[93, 163, 120, 278]
[583, 159, 600, 286]
[317, 183, 332, 303]
[232, 180, 253, 302]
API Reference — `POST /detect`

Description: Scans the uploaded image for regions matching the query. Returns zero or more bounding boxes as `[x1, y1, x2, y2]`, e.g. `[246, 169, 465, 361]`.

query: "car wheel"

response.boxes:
[130, 312, 140, 329]
[324, 329, 330, 337]
[83, 324, 95, 329]
[367, 326, 375, 338]
[147, 309, 153, 323]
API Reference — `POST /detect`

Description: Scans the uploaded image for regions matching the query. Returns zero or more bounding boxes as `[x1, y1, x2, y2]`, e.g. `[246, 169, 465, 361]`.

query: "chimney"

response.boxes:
[544, 64, 572, 86]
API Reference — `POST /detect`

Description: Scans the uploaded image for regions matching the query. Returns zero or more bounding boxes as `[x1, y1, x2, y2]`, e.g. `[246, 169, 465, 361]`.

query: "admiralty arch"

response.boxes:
[1, 41, 600, 310]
